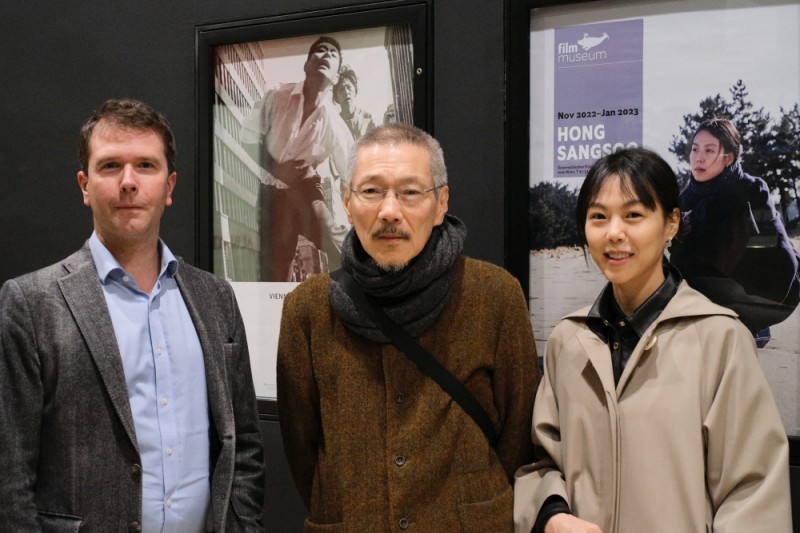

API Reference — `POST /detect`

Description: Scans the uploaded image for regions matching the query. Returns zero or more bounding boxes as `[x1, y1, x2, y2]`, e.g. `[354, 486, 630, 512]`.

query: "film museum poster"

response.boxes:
[528, 0, 800, 436]
[212, 27, 411, 398]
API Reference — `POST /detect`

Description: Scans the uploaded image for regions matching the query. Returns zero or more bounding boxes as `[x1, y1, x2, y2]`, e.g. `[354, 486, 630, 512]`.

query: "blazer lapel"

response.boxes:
[58, 247, 139, 452]
[175, 264, 233, 439]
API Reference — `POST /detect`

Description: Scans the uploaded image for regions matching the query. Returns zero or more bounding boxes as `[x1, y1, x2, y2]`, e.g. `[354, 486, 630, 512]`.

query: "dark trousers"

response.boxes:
[258, 178, 325, 281]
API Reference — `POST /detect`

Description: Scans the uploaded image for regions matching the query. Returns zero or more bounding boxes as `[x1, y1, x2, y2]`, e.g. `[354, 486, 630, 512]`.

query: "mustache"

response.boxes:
[371, 226, 410, 240]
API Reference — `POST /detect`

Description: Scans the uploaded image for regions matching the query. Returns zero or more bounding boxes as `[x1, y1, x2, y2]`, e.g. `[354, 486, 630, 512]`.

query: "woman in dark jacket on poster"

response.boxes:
[669, 118, 800, 344]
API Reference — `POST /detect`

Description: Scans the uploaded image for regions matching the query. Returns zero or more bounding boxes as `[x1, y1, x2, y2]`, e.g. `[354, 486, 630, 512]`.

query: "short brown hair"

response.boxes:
[78, 98, 177, 174]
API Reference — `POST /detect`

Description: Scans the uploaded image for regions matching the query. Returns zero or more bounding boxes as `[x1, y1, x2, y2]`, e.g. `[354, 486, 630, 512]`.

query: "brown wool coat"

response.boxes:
[277, 257, 539, 532]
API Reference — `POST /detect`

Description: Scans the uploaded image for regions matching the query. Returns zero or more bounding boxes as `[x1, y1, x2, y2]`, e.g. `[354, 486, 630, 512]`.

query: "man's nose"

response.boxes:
[377, 192, 403, 222]
[120, 165, 138, 193]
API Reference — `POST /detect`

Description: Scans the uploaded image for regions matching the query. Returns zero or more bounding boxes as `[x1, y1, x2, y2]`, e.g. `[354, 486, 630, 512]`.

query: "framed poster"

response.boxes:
[507, 0, 800, 446]
[196, 3, 428, 408]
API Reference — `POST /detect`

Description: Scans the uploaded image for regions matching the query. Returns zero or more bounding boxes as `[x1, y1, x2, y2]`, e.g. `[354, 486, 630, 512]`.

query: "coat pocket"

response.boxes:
[38, 511, 83, 532]
[303, 517, 346, 532]
[456, 484, 513, 533]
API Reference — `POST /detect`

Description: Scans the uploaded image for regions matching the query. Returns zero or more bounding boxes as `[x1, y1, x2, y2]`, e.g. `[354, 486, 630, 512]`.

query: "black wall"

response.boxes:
[1, 1, 796, 531]
[0, 1, 505, 530]
[0, 0, 505, 283]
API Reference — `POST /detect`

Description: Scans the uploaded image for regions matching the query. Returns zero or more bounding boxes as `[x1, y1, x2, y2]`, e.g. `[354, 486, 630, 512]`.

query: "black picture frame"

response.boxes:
[505, 0, 799, 466]
[196, 2, 429, 416]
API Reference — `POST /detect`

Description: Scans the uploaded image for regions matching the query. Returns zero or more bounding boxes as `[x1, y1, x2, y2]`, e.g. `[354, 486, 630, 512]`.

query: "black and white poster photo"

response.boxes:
[211, 25, 413, 398]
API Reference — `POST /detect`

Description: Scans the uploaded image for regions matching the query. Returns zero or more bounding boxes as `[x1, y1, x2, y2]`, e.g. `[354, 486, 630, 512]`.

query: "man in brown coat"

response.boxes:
[277, 123, 539, 531]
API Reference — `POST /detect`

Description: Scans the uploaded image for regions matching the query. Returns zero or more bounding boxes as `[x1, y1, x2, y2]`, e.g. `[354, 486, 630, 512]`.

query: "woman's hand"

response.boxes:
[545, 513, 604, 533]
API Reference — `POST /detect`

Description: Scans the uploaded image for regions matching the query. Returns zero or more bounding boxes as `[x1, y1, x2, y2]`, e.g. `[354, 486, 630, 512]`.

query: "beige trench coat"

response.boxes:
[514, 281, 791, 532]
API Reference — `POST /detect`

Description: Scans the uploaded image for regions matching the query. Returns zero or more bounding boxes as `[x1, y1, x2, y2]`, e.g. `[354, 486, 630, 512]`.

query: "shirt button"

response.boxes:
[398, 517, 409, 530]
[166, 498, 173, 508]
[122, 276, 130, 283]
[162, 397, 169, 406]
[618, 320, 626, 327]
[394, 393, 405, 403]
[156, 347, 163, 356]
[167, 447, 174, 456]
[394, 455, 406, 467]
[612, 341, 619, 350]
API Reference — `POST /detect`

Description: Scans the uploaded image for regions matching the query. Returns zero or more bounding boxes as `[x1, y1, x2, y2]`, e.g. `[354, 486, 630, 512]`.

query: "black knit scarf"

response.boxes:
[329, 214, 467, 343]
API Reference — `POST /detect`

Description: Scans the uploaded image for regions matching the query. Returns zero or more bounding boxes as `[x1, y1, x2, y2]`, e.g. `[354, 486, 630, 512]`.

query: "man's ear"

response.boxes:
[77, 171, 90, 206]
[434, 185, 449, 225]
[343, 187, 354, 225]
[165, 172, 177, 207]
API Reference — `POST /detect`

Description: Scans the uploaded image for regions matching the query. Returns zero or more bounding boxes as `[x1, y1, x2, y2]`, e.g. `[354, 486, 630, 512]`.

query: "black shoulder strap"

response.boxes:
[331, 269, 498, 447]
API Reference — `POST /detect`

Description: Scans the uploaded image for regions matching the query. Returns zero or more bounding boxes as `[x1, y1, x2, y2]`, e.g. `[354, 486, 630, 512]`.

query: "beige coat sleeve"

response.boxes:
[513, 328, 571, 533]
[703, 321, 792, 532]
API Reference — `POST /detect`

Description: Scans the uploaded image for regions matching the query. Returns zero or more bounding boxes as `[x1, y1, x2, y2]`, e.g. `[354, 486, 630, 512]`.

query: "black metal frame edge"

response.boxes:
[194, 1, 431, 416]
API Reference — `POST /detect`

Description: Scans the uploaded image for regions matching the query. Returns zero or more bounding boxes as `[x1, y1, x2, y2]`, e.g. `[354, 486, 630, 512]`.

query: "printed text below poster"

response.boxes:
[554, 19, 643, 177]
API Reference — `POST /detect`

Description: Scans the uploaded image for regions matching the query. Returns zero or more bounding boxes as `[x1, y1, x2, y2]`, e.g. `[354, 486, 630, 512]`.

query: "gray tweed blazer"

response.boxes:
[0, 243, 264, 532]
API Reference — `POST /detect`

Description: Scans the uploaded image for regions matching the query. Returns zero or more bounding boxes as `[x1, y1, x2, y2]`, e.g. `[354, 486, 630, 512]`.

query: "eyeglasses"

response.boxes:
[349, 185, 441, 206]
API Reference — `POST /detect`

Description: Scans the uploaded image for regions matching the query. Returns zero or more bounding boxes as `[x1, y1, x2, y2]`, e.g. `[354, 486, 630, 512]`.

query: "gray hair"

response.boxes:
[343, 123, 448, 188]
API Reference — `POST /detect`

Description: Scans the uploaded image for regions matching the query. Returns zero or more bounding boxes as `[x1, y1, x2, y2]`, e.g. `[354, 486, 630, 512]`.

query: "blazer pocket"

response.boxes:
[38, 511, 84, 532]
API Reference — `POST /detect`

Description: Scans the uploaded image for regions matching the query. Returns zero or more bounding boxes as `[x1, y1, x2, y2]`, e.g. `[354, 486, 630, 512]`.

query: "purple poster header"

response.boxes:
[553, 19, 643, 178]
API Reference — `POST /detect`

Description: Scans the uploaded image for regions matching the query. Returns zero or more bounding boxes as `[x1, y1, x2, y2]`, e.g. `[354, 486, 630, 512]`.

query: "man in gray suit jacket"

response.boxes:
[0, 99, 265, 532]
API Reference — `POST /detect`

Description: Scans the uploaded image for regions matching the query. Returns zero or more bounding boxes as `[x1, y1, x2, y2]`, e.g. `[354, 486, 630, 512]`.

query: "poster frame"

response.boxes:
[195, 2, 429, 415]
[505, 0, 799, 460]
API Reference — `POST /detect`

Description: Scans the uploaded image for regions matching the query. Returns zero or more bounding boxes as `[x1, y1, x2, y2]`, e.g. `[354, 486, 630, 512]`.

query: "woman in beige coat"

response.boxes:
[514, 148, 791, 533]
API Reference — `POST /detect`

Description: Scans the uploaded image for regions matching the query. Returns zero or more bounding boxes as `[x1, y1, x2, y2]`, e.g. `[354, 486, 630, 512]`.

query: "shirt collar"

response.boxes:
[88, 232, 179, 284]
[587, 259, 681, 337]
[291, 80, 305, 98]
[294, 79, 335, 106]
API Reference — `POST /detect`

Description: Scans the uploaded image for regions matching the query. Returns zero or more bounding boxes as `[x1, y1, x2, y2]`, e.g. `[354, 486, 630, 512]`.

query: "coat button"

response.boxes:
[394, 455, 406, 467]
[394, 392, 405, 403]
[129, 522, 142, 533]
[398, 517, 409, 529]
[130, 464, 142, 478]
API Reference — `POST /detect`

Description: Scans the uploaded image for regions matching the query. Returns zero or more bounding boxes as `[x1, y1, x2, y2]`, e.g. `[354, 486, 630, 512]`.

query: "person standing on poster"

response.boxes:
[241, 36, 353, 281]
[669, 118, 800, 346]
[514, 148, 791, 533]
[333, 64, 377, 141]
[382, 103, 397, 124]
[277, 123, 539, 530]
[0, 99, 265, 532]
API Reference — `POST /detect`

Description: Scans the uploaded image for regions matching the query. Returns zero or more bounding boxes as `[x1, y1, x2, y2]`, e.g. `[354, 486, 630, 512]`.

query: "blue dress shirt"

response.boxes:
[89, 233, 210, 533]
